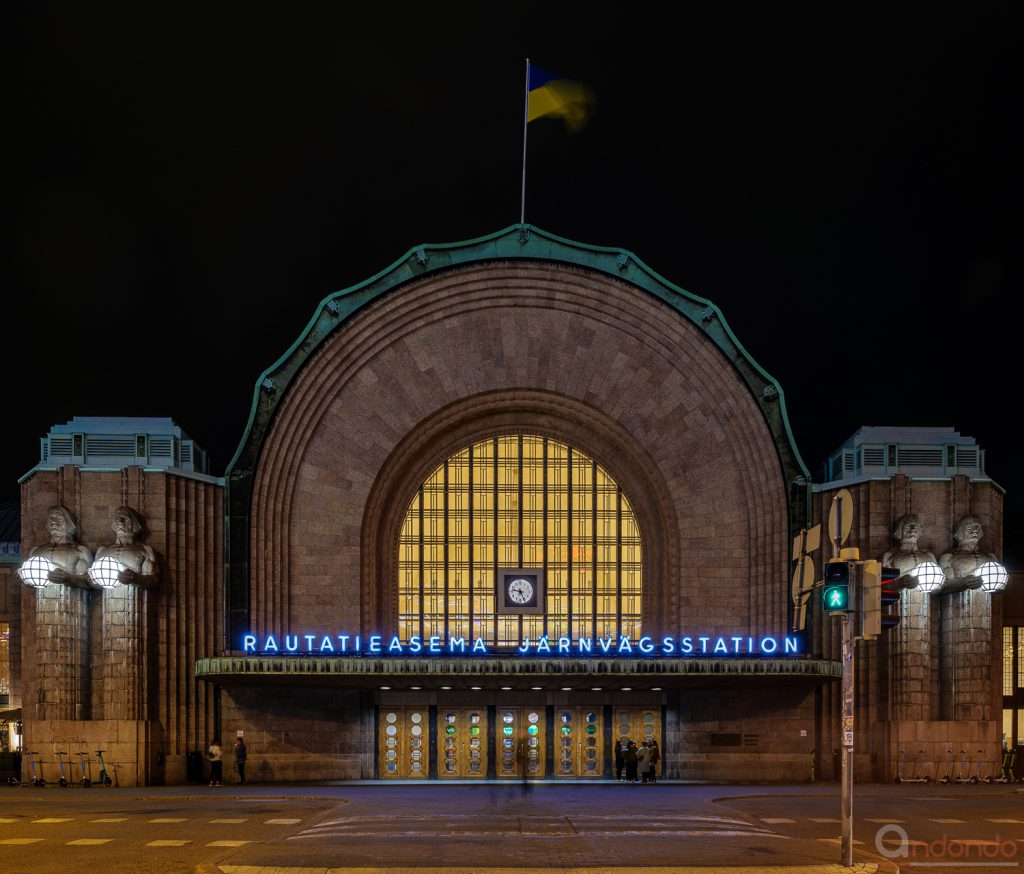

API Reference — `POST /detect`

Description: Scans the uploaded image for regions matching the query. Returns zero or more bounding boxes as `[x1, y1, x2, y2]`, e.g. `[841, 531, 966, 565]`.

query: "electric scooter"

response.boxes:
[27, 751, 45, 788]
[966, 749, 985, 784]
[952, 748, 976, 784]
[55, 751, 69, 788]
[95, 749, 112, 786]
[896, 749, 931, 783]
[938, 748, 956, 784]
[76, 751, 92, 787]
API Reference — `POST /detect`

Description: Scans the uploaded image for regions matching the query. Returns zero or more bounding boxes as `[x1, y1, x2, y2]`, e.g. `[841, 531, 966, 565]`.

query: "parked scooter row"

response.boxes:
[7, 749, 113, 788]
[896, 747, 1019, 784]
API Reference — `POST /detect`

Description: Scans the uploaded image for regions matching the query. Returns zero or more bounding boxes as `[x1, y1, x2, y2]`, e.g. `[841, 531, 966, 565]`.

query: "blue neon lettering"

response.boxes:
[304, 634, 317, 652]
[732, 636, 743, 653]
[354, 636, 361, 652]
[784, 637, 798, 654]
[409, 636, 422, 653]
[337, 635, 350, 651]
[449, 636, 466, 653]
[618, 636, 633, 653]
[661, 636, 675, 654]
[428, 635, 441, 654]
[285, 635, 299, 653]
[558, 636, 571, 653]
[638, 636, 654, 654]
[714, 637, 728, 654]
[472, 637, 488, 653]
[367, 635, 380, 654]
[320, 635, 335, 652]
[680, 636, 693, 654]
[698, 636, 710, 653]
[264, 635, 278, 653]
[388, 636, 403, 653]
[598, 637, 614, 654]
[578, 637, 592, 653]
[761, 636, 778, 654]
[243, 635, 257, 653]
[517, 637, 531, 654]
[536, 635, 551, 654]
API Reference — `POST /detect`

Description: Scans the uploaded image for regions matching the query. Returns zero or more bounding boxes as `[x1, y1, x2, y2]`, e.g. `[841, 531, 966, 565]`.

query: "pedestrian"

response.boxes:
[624, 740, 638, 783]
[648, 739, 660, 783]
[516, 736, 532, 797]
[234, 736, 247, 784]
[614, 739, 626, 781]
[637, 740, 652, 783]
[208, 738, 223, 786]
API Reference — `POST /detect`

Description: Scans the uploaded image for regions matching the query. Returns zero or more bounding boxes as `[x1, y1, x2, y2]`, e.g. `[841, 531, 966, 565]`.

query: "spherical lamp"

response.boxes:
[89, 556, 126, 589]
[911, 561, 945, 594]
[18, 556, 54, 589]
[977, 561, 1008, 594]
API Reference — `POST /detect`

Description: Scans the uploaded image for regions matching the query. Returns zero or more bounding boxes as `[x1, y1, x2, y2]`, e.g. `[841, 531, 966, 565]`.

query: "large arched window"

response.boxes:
[398, 435, 642, 647]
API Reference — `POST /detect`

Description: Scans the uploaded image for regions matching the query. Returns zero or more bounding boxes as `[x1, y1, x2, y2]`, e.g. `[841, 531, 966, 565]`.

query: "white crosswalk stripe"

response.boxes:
[67, 839, 113, 845]
[146, 839, 190, 847]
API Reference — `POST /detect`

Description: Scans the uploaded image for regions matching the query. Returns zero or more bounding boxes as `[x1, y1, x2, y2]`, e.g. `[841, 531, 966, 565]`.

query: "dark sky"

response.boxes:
[9, 6, 1022, 531]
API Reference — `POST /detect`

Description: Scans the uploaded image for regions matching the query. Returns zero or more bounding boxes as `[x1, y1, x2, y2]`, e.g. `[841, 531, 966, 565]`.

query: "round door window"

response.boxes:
[561, 725, 571, 735]
[411, 725, 422, 736]
[586, 712, 597, 723]
[561, 737, 572, 747]
[386, 738, 397, 748]
[586, 725, 597, 735]
[527, 725, 538, 736]
[527, 712, 539, 724]
[386, 762, 397, 772]
[445, 737, 455, 748]
[386, 750, 396, 760]
[410, 738, 422, 748]
[386, 725, 397, 736]
[411, 713, 423, 724]
[445, 713, 456, 724]
[470, 713, 481, 724]
[528, 737, 539, 748]
[445, 726, 456, 736]
[503, 739, 514, 749]
[411, 763, 421, 772]
[385, 712, 398, 724]
[469, 726, 480, 736]
[411, 750, 421, 760]
[503, 726, 514, 736]
[502, 713, 514, 724]
[561, 713, 572, 723]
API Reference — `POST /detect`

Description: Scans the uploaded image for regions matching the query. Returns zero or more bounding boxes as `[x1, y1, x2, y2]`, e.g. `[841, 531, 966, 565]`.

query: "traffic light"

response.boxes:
[860, 560, 881, 639]
[823, 561, 850, 613]
[880, 566, 903, 629]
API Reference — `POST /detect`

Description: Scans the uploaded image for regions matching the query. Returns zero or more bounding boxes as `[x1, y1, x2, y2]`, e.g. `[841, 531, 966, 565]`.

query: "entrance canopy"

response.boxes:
[195, 656, 840, 690]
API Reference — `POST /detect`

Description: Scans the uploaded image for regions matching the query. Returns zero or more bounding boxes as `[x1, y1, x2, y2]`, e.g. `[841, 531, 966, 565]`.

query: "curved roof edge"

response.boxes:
[226, 224, 810, 488]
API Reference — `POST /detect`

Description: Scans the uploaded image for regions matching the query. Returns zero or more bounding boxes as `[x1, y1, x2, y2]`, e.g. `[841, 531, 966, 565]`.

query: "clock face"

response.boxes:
[507, 577, 535, 604]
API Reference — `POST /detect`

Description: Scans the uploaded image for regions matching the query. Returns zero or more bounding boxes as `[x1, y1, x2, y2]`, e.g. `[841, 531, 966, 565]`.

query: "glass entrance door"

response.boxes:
[495, 706, 545, 778]
[379, 706, 428, 779]
[614, 706, 662, 778]
[555, 707, 603, 778]
[438, 708, 488, 779]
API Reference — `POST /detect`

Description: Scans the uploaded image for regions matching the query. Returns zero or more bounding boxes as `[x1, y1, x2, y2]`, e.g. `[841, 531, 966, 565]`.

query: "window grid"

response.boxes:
[1005, 627, 1015, 697]
[398, 435, 642, 646]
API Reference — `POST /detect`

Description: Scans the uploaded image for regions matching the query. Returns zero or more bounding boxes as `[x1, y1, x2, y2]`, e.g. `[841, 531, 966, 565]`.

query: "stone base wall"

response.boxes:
[22, 718, 162, 787]
[883, 719, 1001, 783]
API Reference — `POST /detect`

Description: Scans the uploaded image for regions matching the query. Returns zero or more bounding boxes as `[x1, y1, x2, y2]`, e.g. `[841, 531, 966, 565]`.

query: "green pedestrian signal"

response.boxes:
[823, 560, 851, 613]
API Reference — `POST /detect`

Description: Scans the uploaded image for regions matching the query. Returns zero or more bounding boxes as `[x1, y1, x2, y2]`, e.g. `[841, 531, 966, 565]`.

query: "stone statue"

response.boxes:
[93, 506, 159, 588]
[18, 505, 93, 587]
[939, 515, 996, 584]
[882, 514, 938, 576]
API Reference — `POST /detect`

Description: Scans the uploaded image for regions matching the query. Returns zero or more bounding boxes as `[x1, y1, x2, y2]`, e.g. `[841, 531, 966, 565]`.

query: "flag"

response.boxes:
[527, 65, 594, 133]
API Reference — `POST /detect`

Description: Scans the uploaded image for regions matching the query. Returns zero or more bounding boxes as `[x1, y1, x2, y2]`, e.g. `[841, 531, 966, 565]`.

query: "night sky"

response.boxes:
[10, 6, 1022, 541]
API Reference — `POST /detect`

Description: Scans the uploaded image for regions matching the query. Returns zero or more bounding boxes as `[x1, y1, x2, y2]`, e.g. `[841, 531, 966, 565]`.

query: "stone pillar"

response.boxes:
[893, 588, 931, 721]
[950, 589, 992, 721]
[102, 586, 147, 721]
[34, 586, 91, 720]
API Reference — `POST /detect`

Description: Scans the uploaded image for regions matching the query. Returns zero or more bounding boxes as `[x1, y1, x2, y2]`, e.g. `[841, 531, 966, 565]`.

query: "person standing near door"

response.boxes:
[234, 737, 247, 785]
[624, 740, 639, 782]
[614, 739, 626, 781]
[648, 739, 660, 783]
[207, 739, 223, 787]
[516, 735, 532, 796]
[637, 740, 652, 783]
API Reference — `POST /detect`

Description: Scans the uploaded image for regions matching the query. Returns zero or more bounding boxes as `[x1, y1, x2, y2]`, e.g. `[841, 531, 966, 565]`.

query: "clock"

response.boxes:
[497, 568, 544, 614]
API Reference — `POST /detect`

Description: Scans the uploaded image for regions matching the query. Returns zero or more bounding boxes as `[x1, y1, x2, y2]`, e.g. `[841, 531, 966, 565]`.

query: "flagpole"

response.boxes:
[520, 57, 529, 225]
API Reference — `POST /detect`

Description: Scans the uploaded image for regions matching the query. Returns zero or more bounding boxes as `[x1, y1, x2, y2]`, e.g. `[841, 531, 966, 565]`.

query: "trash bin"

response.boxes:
[186, 751, 204, 784]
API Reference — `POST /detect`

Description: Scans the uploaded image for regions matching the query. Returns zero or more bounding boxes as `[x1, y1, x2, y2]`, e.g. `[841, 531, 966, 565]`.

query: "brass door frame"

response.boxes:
[495, 705, 546, 779]
[554, 706, 604, 778]
[438, 707, 488, 779]
[379, 706, 429, 779]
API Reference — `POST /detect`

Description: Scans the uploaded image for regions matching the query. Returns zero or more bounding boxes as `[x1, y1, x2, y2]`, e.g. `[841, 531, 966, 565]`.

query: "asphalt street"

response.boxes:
[0, 782, 1020, 874]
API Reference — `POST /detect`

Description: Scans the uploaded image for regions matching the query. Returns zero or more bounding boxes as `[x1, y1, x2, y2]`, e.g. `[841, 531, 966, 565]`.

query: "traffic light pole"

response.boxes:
[841, 610, 855, 867]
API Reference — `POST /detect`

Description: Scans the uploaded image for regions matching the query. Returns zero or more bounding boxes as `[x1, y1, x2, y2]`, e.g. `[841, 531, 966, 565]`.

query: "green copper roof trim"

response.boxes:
[227, 224, 809, 481]
[224, 224, 812, 647]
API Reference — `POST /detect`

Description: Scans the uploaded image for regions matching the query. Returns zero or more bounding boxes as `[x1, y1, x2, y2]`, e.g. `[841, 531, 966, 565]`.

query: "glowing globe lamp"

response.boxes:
[911, 561, 945, 594]
[977, 561, 1009, 593]
[19, 556, 54, 588]
[89, 556, 126, 589]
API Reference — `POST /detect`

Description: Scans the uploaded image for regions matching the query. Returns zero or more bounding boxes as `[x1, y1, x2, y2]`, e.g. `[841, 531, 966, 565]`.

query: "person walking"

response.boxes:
[637, 740, 652, 784]
[208, 739, 223, 787]
[648, 739, 660, 783]
[234, 737, 247, 784]
[614, 739, 626, 781]
[624, 740, 639, 783]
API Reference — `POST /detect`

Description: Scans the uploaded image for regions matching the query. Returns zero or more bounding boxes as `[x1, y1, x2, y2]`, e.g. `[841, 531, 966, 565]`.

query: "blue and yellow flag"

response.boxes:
[527, 65, 594, 133]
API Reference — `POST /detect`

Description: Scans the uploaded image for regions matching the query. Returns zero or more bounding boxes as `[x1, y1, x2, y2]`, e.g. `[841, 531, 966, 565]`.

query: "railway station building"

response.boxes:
[0, 226, 1019, 785]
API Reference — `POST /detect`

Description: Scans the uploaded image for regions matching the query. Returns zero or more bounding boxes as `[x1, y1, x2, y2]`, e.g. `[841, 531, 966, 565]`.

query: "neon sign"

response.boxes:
[241, 633, 800, 657]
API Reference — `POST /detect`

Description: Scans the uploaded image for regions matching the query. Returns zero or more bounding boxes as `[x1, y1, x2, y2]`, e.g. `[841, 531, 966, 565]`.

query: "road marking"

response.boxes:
[264, 818, 301, 825]
[0, 817, 20, 823]
[67, 839, 113, 845]
[32, 818, 73, 823]
[207, 840, 253, 847]
[809, 818, 840, 823]
[0, 838, 44, 845]
[988, 818, 1024, 824]
[929, 818, 968, 824]
[149, 817, 188, 823]
[760, 818, 796, 824]
[146, 839, 191, 847]
[865, 818, 905, 823]
[210, 818, 248, 823]
[818, 837, 864, 845]
[90, 817, 127, 823]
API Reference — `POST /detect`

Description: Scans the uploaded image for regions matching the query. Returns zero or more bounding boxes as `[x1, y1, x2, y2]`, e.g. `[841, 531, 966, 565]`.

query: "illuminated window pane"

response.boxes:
[1005, 628, 1015, 697]
[397, 435, 643, 645]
